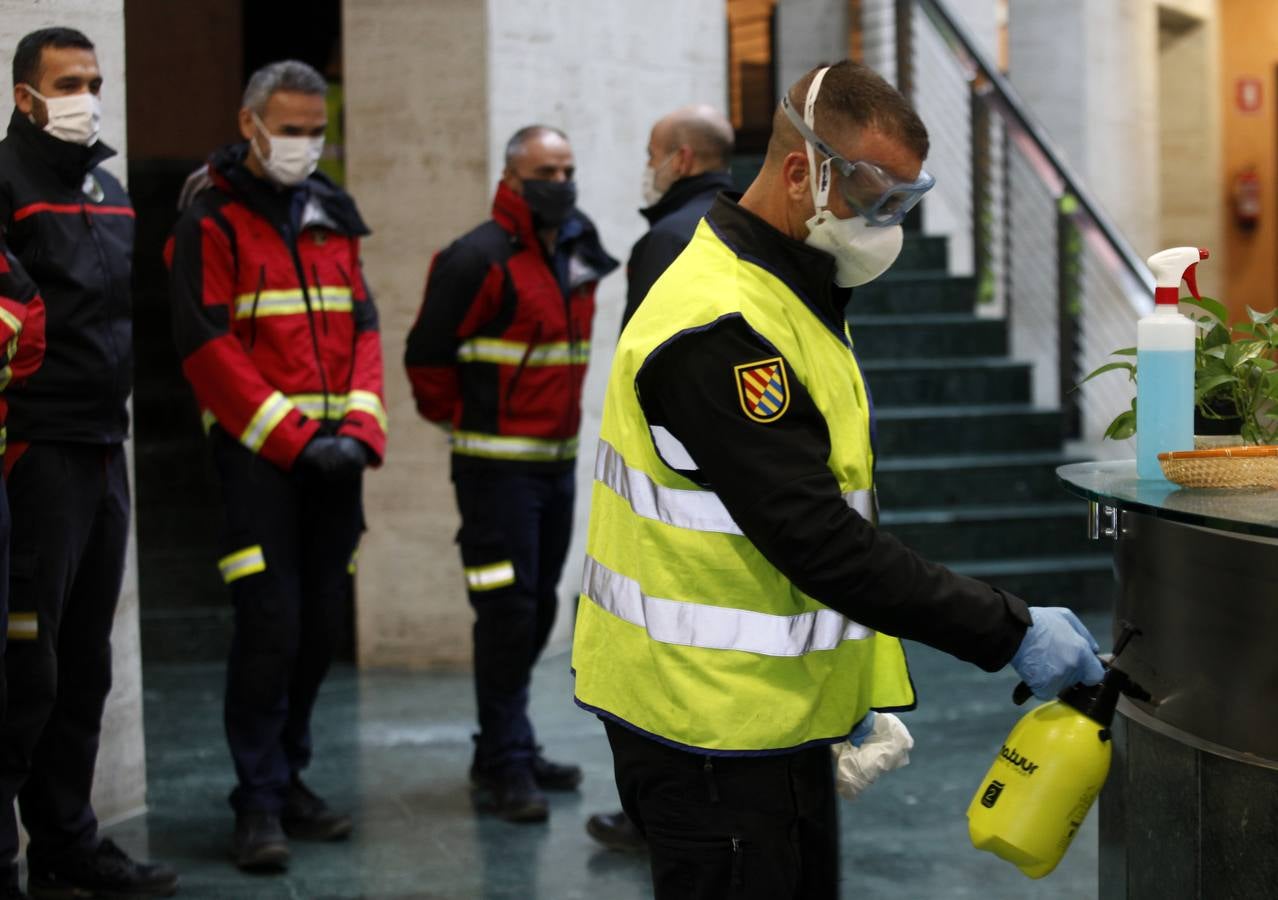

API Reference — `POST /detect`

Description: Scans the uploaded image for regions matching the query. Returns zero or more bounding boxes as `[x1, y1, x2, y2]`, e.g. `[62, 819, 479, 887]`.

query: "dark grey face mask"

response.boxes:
[521, 179, 577, 227]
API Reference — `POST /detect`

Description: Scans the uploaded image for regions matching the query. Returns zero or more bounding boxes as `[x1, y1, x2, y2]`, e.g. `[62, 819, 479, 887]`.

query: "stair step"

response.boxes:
[851, 314, 1005, 359]
[946, 555, 1116, 611]
[852, 272, 977, 315]
[894, 235, 949, 271]
[879, 503, 1094, 562]
[876, 451, 1082, 508]
[861, 357, 1031, 407]
[875, 405, 1063, 456]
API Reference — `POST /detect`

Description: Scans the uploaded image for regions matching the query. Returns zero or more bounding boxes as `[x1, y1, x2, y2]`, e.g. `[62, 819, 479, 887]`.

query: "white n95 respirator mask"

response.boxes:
[805, 209, 904, 288]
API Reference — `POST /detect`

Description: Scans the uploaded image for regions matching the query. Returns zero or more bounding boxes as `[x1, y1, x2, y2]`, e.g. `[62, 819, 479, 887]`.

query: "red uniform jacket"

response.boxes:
[166, 144, 386, 471]
[0, 242, 46, 457]
[404, 182, 616, 471]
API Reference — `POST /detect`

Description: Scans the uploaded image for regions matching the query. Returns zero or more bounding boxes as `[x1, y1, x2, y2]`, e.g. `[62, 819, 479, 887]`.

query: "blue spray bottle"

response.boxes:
[1136, 247, 1208, 479]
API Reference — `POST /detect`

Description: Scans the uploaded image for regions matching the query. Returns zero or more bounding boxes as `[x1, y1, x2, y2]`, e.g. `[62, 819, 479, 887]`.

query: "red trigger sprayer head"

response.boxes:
[1183, 248, 1209, 301]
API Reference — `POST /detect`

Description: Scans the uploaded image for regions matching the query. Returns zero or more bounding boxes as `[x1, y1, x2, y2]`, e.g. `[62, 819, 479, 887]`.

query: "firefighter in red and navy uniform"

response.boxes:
[166, 61, 386, 873]
[0, 27, 181, 899]
[405, 125, 617, 823]
[0, 240, 45, 718]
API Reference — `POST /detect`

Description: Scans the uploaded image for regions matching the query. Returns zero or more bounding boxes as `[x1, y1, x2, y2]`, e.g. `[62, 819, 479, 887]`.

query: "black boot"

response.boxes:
[282, 776, 352, 841]
[531, 748, 582, 791]
[472, 767, 549, 823]
[586, 809, 648, 852]
[27, 838, 179, 898]
[232, 811, 290, 873]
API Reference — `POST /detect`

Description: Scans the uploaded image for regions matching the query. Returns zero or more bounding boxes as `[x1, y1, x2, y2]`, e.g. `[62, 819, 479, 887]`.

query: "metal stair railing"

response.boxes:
[857, 0, 1155, 449]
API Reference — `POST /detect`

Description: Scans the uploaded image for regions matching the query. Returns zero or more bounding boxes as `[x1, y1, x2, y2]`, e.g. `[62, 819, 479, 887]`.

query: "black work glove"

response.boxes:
[297, 435, 369, 478]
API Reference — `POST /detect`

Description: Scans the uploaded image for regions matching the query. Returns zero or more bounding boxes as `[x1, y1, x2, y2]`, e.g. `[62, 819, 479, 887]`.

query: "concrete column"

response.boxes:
[0, 0, 145, 826]
[346, 0, 726, 667]
[1008, 0, 1161, 255]
[776, 0, 848, 93]
[343, 0, 490, 668]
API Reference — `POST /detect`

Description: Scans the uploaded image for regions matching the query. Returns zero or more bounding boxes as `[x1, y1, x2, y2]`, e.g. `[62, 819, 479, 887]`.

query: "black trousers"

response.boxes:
[605, 720, 840, 900]
[453, 469, 574, 774]
[212, 430, 364, 814]
[0, 443, 130, 870]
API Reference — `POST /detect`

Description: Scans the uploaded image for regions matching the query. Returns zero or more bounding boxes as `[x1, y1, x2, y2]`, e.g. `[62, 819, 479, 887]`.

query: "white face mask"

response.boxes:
[797, 68, 903, 287]
[641, 153, 676, 207]
[23, 86, 101, 146]
[251, 113, 323, 187]
[805, 212, 904, 288]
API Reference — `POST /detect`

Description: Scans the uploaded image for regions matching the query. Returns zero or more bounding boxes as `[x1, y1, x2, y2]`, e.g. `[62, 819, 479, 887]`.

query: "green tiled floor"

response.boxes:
[102, 614, 1106, 899]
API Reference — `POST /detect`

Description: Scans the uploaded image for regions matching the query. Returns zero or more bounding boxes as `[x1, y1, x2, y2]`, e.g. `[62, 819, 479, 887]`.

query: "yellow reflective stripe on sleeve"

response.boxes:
[241, 391, 294, 452]
[0, 365, 11, 393]
[233, 287, 353, 319]
[7, 612, 37, 641]
[286, 393, 344, 421]
[346, 390, 388, 433]
[451, 431, 578, 462]
[464, 560, 516, 591]
[218, 545, 266, 584]
[456, 338, 591, 367]
[200, 409, 217, 434]
[347, 549, 359, 575]
[0, 306, 22, 335]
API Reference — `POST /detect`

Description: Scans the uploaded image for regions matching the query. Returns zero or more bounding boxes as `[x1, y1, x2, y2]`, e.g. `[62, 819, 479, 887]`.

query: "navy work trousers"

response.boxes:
[453, 468, 574, 774]
[0, 443, 130, 872]
[606, 720, 840, 900]
[212, 429, 363, 814]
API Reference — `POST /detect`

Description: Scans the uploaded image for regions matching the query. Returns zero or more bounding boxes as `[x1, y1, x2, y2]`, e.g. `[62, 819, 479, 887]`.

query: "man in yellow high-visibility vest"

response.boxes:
[572, 61, 1103, 900]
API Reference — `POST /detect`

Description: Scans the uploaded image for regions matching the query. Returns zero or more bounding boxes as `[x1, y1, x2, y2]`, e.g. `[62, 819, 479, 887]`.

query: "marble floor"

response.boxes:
[100, 613, 1106, 899]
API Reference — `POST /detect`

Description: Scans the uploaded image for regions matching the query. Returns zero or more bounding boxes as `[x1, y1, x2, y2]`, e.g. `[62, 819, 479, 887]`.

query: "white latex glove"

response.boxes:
[830, 712, 914, 802]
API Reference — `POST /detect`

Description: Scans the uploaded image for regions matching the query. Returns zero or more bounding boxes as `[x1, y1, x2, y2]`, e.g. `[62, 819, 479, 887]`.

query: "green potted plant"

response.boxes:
[1080, 296, 1278, 445]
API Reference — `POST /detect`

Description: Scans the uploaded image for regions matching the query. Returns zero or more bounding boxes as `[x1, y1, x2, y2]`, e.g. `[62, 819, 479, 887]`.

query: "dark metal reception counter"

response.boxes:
[1057, 461, 1278, 899]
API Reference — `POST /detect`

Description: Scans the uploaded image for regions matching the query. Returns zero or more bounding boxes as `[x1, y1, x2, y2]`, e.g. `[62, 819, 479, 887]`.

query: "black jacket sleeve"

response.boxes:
[635, 314, 1031, 672]
[622, 228, 688, 331]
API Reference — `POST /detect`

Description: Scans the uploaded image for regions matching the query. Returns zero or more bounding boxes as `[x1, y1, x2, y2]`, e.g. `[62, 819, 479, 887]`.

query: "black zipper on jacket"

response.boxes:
[82, 202, 123, 415]
[247, 265, 266, 349]
[311, 263, 330, 336]
[287, 239, 331, 427]
[505, 320, 541, 411]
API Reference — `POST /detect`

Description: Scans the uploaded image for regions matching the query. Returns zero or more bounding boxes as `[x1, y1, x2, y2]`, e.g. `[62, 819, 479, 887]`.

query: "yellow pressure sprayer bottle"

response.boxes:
[967, 624, 1149, 879]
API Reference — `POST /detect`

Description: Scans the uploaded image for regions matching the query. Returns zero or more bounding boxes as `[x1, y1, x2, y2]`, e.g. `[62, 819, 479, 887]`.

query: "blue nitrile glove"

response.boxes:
[1010, 607, 1105, 700]
[848, 711, 876, 747]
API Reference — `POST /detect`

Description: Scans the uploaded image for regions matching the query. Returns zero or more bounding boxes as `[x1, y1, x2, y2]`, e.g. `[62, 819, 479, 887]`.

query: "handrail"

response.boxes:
[912, 0, 1156, 299]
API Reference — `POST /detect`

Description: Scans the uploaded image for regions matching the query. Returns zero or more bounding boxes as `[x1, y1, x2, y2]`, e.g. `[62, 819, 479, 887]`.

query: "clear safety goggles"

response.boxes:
[781, 93, 935, 227]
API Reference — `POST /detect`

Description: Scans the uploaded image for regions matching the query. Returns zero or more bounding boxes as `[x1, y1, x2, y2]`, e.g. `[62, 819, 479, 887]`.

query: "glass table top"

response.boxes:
[1057, 460, 1278, 539]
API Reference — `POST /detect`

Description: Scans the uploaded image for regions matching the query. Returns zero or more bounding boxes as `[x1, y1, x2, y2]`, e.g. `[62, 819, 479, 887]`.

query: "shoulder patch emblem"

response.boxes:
[734, 357, 790, 423]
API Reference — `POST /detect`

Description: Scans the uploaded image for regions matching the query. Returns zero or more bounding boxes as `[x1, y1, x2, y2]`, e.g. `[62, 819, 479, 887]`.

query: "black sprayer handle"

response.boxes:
[1012, 681, 1034, 705]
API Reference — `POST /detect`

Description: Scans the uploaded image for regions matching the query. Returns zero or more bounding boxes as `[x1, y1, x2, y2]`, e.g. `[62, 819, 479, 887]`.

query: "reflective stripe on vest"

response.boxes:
[234, 286, 353, 319]
[451, 430, 578, 462]
[457, 337, 590, 367]
[0, 305, 22, 335]
[596, 439, 877, 533]
[583, 555, 870, 656]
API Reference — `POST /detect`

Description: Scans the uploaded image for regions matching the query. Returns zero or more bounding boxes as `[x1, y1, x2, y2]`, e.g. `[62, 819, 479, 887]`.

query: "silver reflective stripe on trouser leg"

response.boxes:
[465, 560, 516, 592]
[845, 487, 879, 526]
[582, 556, 871, 657]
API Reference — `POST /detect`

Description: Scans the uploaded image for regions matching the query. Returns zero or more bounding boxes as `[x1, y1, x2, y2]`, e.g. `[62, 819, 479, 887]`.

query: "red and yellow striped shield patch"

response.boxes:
[734, 357, 790, 423]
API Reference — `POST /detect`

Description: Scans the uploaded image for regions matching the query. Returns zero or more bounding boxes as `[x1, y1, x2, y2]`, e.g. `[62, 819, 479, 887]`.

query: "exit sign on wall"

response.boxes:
[1236, 77, 1263, 114]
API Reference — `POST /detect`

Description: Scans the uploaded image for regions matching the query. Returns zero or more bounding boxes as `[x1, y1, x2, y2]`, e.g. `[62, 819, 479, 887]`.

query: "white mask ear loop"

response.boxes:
[802, 67, 832, 214]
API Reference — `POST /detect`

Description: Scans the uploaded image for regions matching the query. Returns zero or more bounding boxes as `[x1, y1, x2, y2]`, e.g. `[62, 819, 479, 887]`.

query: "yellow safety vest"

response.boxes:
[572, 219, 915, 753]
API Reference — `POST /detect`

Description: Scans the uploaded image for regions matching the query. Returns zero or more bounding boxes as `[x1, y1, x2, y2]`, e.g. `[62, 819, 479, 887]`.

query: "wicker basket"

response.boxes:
[1158, 445, 1278, 489]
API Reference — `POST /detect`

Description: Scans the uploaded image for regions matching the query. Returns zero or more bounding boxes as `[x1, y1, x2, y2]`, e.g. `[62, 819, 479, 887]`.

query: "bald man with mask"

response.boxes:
[621, 105, 734, 331]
